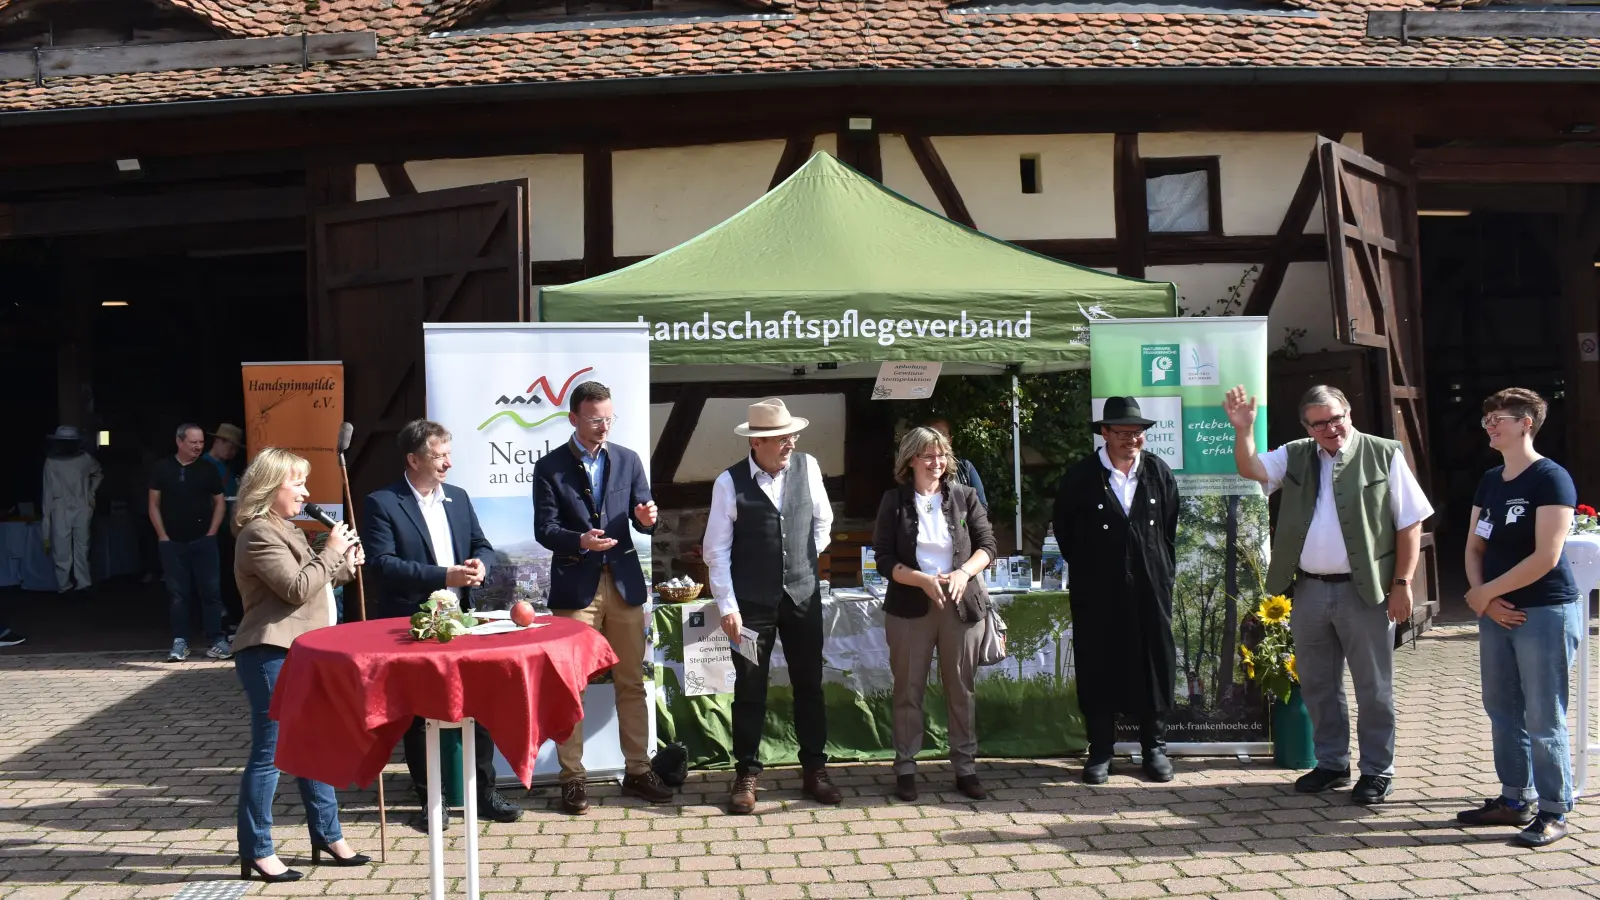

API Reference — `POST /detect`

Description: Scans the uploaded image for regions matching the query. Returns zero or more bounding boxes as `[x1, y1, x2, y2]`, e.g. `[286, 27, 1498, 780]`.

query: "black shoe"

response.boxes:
[1294, 767, 1352, 794]
[561, 780, 589, 816]
[1142, 748, 1174, 783]
[954, 774, 986, 800]
[1351, 774, 1393, 805]
[622, 770, 674, 804]
[482, 790, 523, 823]
[1083, 756, 1112, 785]
[894, 774, 917, 802]
[240, 859, 303, 883]
[310, 843, 371, 867]
[0, 628, 27, 648]
[1515, 811, 1570, 847]
[1457, 797, 1536, 827]
[411, 793, 452, 832]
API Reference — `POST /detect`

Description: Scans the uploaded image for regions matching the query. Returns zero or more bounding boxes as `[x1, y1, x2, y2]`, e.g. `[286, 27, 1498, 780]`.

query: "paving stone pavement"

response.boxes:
[3, 623, 1600, 899]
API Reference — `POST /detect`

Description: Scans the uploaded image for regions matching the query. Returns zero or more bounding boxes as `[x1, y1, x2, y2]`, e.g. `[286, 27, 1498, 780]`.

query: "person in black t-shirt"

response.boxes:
[1457, 388, 1582, 848]
[148, 423, 229, 663]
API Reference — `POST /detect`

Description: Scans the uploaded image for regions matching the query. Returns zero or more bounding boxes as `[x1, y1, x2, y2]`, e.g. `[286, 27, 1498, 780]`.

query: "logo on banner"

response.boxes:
[1181, 343, 1220, 386]
[479, 366, 594, 430]
[1141, 344, 1179, 386]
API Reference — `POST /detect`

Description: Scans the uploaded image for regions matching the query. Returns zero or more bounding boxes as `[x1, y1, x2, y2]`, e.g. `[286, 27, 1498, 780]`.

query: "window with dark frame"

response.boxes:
[1019, 155, 1042, 194]
[1143, 156, 1222, 236]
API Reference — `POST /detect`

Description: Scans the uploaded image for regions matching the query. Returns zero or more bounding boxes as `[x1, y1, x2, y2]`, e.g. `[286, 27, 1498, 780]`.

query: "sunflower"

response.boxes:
[1258, 594, 1292, 625]
[1286, 654, 1297, 682]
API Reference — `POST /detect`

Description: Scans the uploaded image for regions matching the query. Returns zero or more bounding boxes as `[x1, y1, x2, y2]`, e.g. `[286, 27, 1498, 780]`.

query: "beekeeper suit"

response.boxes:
[42, 426, 103, 593]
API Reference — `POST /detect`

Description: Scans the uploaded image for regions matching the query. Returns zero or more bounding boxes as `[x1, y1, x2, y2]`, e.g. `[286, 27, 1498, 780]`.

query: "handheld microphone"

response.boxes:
[301, 502, 356, 541]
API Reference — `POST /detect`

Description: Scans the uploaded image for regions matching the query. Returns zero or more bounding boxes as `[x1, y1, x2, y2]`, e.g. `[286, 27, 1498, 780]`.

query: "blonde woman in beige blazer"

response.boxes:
[231, 448, 367, 884]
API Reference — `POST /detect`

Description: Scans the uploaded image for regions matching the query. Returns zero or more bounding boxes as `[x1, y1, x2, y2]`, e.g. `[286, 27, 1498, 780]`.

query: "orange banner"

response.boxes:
[241, 362, 346, 523]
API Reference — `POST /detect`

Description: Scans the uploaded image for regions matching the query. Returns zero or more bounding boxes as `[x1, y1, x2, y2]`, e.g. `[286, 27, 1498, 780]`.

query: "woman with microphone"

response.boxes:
[231, 448, 369, 882]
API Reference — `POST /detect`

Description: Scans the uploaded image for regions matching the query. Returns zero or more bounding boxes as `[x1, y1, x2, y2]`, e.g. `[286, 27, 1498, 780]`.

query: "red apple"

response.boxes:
[510, 600, 536, 627]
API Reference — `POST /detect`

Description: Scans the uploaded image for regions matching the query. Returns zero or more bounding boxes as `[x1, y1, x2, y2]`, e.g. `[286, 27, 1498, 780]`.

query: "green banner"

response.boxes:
[1089, 317, 1272, 744]
[652, 593, 1085, 769]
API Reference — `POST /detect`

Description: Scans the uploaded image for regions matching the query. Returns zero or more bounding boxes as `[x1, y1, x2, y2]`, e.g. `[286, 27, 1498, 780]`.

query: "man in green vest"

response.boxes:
[1225, 384, 1433, 805]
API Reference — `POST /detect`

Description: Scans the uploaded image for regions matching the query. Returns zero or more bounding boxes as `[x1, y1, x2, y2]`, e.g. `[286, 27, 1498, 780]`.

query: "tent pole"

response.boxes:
[1011, 373, 1023, 555]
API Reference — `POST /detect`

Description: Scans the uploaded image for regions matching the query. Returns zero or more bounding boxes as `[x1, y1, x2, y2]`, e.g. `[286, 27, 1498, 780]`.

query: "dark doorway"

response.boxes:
[1420, 204, 1570, 620]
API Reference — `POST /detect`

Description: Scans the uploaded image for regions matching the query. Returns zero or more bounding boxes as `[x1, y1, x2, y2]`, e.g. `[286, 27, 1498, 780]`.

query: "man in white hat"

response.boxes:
[702, 398, 839, 814]
[42, 425, 102, 594]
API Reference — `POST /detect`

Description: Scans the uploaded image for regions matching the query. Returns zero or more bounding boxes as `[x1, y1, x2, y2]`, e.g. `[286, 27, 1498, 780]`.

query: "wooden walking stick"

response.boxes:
[337, 422, 386, 861]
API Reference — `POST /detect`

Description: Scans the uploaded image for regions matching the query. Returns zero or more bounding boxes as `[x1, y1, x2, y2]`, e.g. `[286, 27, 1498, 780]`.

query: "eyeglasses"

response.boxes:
[1482, 414, 1526, 428]
[581, 416, 616, 427]
[1106, 428, 1147, 441]
[427, 452, 452, 463]
[915, 453, 945, 464]
[1305, 414, 1347, 433]
[760, 435, 800, 448]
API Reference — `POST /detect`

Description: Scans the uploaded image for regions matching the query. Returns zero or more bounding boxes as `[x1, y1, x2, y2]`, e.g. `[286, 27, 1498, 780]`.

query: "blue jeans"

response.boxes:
[160, 536, 225, 644]
[1479, 600, 1582, 815]
[235, 645, 342, 860]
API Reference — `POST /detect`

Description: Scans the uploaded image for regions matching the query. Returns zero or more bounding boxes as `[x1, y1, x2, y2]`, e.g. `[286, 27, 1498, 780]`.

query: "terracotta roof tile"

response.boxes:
[0, 0, 1597, 113]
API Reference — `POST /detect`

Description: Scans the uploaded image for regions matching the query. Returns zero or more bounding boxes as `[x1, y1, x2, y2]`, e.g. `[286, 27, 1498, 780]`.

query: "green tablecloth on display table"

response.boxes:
[650, 589, 1084, 770]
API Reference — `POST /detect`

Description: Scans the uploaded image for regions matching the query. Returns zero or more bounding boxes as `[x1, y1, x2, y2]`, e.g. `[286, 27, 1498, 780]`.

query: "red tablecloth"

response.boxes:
[269, 617, 619, 789]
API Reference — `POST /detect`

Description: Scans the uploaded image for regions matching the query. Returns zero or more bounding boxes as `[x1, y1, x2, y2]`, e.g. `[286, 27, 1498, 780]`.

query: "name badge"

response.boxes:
[1474, 518, 1494, 540]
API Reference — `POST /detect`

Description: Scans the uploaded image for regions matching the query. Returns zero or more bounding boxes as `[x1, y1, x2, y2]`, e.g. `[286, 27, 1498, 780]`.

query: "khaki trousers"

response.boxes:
[552, 570, 651, 780]
[884, 602, 984, 777]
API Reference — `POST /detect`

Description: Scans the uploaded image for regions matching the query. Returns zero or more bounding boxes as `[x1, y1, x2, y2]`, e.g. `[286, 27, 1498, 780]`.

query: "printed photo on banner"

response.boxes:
[423, 324, 652, 609]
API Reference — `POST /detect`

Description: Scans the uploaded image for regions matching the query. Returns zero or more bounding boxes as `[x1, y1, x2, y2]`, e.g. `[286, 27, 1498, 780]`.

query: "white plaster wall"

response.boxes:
[612, 140, 787, 258]
[675, 394, 847, 482]
[1145, 262, 1340, 356]
[1138, 132, 1366, 235]
[351, 156, 585, 260]
[813, 134, 838, 158]
[929, 134, 1116, 240]
[879, 134, 943, 215]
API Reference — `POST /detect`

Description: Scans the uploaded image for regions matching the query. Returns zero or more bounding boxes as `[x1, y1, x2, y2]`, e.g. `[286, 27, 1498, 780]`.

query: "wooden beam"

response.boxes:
[650, 385, 706, 485]
[1368, 10, 1600, 40]
[1244, 132, 1342, 317]
[305, 162, 356, 358]
[0, 186, 303, 238]
[583, 148, 614, 278]
[375, 163, 417, 197]
[769, 135, 815, 191]
[905, 134, 975, 229]
[1112, 134, 1147, 279]
[837, 119, 882, 182]
[0, 33, 377, 82]
[1415, 147, 1600, 184]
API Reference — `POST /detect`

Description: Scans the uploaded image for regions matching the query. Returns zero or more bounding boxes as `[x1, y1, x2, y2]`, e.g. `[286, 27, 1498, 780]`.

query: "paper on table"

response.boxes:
[465, 619, 545, 636]
[474, 609, 511, 620]
[735, 626, 760, 663]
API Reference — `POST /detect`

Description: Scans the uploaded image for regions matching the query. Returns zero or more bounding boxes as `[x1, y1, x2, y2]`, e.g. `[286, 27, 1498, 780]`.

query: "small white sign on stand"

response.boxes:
[871, 361, 941, 400]
[681, 601, 737, 696]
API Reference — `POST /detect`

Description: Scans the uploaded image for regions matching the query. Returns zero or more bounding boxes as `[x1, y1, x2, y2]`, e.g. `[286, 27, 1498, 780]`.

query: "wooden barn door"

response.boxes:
[312, 181, 529, 520]
[1317, 138, 1439, 635]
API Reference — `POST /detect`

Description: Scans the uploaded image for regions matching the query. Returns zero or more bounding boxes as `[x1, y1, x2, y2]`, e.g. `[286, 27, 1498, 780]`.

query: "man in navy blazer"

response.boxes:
[363, 418, 522, 827]
[533, 381, 672, 814]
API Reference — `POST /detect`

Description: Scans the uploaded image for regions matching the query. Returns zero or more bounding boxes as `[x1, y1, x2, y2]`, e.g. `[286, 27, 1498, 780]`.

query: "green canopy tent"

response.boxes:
[540, 151, 1177, 537]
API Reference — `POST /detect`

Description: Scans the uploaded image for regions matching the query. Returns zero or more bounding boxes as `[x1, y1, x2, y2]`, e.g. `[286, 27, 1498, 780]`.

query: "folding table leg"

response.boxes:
[426, 720, 445, 900]
[462, 718, 480, 900]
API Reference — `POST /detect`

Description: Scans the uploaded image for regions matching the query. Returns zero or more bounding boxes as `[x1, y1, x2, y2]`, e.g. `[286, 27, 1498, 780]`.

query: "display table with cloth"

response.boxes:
[651, 589, 1083, 769]
[1566, 534, 1600, 797]
[270, 616, 619, 900]
[0, 520, 54, 591]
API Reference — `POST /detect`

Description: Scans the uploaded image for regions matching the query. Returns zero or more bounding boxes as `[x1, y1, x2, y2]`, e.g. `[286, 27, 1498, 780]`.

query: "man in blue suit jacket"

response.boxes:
[533, 381, 672, 814]
[363, 419, 521, 827]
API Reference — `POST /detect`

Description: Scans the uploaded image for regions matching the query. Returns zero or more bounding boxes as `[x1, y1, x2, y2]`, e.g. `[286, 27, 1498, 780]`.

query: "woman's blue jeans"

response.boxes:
[1478, 600, 1582, 815]
[236, 645, 343, 860]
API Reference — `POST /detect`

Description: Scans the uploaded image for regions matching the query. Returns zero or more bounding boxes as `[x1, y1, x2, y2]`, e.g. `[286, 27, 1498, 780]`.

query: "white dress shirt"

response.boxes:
[913, 490, 955, 577]
[1258, 433, 1434, 574]
[407, 474, 460, 601]
[703, 454, 834, 615]
[1097, 446, 1141, 515]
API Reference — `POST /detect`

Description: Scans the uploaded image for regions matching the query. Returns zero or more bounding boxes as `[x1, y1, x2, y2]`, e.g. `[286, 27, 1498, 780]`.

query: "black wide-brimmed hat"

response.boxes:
[1094, 396, 1156, 429]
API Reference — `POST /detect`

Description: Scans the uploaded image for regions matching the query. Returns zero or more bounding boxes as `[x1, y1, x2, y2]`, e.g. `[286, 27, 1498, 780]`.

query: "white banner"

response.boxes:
[423, 322, 653, 608]
[424, 322, 653, 784]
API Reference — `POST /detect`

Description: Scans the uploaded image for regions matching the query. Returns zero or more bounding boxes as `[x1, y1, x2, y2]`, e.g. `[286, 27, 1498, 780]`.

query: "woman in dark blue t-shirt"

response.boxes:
[1458, 388, 1581, 847]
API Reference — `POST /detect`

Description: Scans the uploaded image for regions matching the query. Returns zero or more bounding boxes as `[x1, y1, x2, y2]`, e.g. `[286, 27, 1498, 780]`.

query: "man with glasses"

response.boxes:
[703, 398, 839, 814]
[1225, 384, 1432, 805]
[364, 418, 521, 827]
[1053, 397, 1180, 784]
[533, 381, 672, 814]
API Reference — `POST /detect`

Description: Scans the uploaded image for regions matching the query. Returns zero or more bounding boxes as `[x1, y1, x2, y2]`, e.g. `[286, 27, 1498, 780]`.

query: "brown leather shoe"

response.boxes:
[621, 770, 673, 804]
[955, 774, 986, 800]
[729, 773, 759, 815]
[560, 780, 589, 815]
[802, 767, 843, 805]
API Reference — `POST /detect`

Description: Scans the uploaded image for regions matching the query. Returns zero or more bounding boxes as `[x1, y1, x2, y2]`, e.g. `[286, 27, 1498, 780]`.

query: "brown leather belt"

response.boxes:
[1297, 568, 1352, 584]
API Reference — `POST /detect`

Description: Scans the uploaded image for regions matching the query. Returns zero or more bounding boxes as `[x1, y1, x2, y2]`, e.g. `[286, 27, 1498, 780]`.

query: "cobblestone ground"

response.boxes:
[3, 624, 1599, 899]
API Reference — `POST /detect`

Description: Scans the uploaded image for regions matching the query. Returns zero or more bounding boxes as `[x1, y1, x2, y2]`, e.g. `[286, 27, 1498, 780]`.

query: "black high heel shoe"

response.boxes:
[311, 843, 372, 867]
[240, 859, 304, 883]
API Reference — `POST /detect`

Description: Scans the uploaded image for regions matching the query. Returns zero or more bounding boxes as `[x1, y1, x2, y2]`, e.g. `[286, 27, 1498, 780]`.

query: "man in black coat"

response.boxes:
[1053, 397, 1180, 785]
